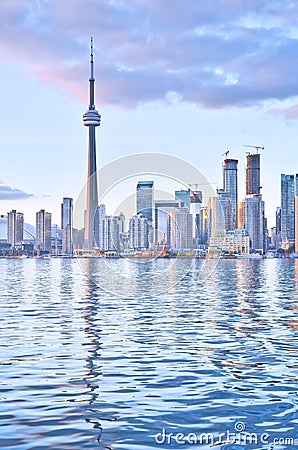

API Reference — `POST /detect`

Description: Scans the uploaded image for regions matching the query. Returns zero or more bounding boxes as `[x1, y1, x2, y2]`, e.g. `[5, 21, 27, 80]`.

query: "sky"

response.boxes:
[0, 0, 298, 229]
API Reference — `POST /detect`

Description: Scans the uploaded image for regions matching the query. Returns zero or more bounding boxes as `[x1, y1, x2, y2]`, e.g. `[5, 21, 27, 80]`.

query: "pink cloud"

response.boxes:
[271, 104, 298, 120]
[0, 0, 298, 111]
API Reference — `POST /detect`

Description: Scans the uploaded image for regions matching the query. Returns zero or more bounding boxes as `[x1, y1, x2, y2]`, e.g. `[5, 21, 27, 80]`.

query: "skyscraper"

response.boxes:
[189, 190, 202, 246]
[129, 214, 149, 250]
[275, 206, 282, 249]
[36, 209, 52, 253]
[0, 215, 7, 242]
[246, 153, 260, 195]
[208, 189, 232, 237]
[83, 37, 101, 249]
[198, 206, 208, 245]
[168, 207, 193, 250]
[136, 181, 153, 227]
[175, 189, 190, 209]
[245, 195, 263, 252]
[238, 199, 246, 229]
[7, 210, 24, 247]
[61, 197, 73, 255]
[223, 158, 238, 229]
[281, 174, 295, 248]
[154, 200, 180, 245]
[295, 174, 298, 254]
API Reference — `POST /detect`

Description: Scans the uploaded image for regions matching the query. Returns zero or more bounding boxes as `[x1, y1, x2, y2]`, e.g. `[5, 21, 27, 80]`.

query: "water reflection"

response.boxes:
[0, 259, 298, 449]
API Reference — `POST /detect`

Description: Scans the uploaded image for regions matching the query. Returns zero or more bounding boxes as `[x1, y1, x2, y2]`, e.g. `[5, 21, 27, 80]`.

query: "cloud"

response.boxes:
[0, 0, 298, 112]
[271, 104, 298, 120]
[0, 182, 33, 200]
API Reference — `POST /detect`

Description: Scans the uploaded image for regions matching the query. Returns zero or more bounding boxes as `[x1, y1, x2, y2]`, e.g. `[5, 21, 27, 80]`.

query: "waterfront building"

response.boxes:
[83, 37, 101, 249]
[136, 181, 153, 229]
[129, 214, 149, 250]
[262, 200, 268, 253]
[209, 228, 249, 254]
[175, 189, 190, 210]
[168, 207, 193, 250]
[95, 204, 106, 250]
[198, 206, 208, 245]
[95, 205, 125, 252]
[246, 153, 261, 195]
[0, 215, 8, 242]
[223, 158, 238, 229]
[154, 200, 180, 246]
[61, 197, 73, 255]
[190, 190, 202, 245]
[238, 199, 246, 229]
[51, 225, 62, 255]
[245, 194, 263, 252]
[102, 213, 125, 252]
[271, 227, 277, 248]
[7, 210, 24, 248]
[296, 174, 298, 254]
[35, 209, 52, 253]
[208, 189, 232, 240]
[275, 206, 282, 249]
[281, 174, 295, 250]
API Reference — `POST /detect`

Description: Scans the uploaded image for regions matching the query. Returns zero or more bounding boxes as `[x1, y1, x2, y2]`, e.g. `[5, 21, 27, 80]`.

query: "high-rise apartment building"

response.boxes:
[295, 174, 298, 254]
[95, 204, 106, 250]
[238, 199, 246, 229]
[175, 189, 190, 209]
[246, 153, 260, 195]
[208, 189, 232, 239]
[154, 200, 180, 246]
[136, 181, 153, 227]
[223, 158, 238, 229]
[198, 206, 208, 245]
[275, 206, 282, 249]
[61, 197, 73, 255]
[7, 210, 24, 247]
[103, 213, 125, 252]
[83, 38, 101, 249]
[190, 190, 202, 245]
[280, 174, 295, 248]
[245, 195, 263, 252]
[129, 214, 149, 250]
[168, 207, 193, 250]
[0, 215, 8, 242]
[36, 209, 52, 253]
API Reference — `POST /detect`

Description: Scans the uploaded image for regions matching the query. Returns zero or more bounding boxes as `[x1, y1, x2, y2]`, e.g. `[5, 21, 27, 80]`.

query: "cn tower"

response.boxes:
[83, 37, 101, 249]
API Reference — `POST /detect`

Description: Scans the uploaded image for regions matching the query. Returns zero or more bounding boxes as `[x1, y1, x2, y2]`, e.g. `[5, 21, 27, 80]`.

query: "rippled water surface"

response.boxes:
[0, 258, 298, 449]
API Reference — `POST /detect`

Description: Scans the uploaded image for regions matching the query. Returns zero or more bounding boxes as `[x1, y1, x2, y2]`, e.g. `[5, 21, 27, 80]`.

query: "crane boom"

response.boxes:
[222, 150, 230, 158]
[243, 145, 264, 154]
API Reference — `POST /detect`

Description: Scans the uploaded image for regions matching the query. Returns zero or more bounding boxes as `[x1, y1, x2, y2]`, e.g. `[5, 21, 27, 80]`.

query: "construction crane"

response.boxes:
[243, 145, 264, 154]
[222, 150, 230, 158]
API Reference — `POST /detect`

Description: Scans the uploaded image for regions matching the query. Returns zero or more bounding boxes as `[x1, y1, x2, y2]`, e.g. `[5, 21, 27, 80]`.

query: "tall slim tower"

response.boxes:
[246, 153, 260, 195]
[223, 159, 238, 229]
[83, 37, 101, 249]
[281, 174, 295, 248]
[61, 197, 73, 255]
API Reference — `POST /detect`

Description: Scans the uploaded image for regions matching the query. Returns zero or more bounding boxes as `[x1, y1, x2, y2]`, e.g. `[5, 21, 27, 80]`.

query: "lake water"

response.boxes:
[0, 258, 298, 449]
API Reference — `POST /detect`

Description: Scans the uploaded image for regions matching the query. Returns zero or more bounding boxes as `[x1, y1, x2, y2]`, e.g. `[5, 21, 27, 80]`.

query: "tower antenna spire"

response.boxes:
[88, 36, 95, 109]
[90, 36, 94, 80]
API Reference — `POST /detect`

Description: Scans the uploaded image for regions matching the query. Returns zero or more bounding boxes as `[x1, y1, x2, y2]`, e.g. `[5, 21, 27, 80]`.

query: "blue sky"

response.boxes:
[0, 0, 298, 228]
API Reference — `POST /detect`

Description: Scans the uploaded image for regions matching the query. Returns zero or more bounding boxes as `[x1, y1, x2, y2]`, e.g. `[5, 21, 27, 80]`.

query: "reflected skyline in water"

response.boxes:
[0, 258, 297, 449]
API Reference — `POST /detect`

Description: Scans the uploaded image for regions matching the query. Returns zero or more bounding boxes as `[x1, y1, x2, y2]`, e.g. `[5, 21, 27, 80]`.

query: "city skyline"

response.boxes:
[0, 2, 298, 227]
